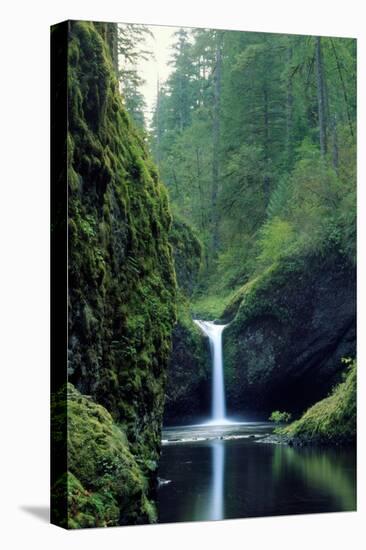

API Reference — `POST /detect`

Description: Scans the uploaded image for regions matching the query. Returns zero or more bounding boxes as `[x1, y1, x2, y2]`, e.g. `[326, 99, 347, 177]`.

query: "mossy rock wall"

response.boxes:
[164, 310, 211, 424]
[223, 252, 356, 416]
[65, 21, 176, 524]
[164, 217, 210, 424]
[169, 216, 202, 297]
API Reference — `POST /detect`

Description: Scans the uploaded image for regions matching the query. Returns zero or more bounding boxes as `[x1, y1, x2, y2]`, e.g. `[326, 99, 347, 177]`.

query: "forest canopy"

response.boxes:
[136, 29, 357, 312]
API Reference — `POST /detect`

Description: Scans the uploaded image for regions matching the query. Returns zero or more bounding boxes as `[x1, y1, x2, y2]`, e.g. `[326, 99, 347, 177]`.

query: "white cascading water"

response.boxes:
[194, 320, 227, 424]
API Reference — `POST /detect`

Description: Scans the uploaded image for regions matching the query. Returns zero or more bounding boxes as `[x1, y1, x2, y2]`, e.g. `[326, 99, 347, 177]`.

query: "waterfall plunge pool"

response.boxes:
[158, 319, 356, 523]
[157, 421, 356, 523]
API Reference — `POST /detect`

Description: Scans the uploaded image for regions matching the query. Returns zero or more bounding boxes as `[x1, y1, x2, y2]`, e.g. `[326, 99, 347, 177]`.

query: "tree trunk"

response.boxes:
[315, 36, 327, 156]
[263, 84, 270, 208]
[332, 115, 339, 175]
[330, 39, 354, 138]
[179, 73, 184, 132]
[211, 32, 223, 256]
[286, 45, 294, 166]
[196, 148, 205, 231]
[156, 79, 161, 166]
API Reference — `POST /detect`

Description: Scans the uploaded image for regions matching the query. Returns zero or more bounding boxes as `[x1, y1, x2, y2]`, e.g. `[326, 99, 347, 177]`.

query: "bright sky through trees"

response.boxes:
[118, 23, 176, 123]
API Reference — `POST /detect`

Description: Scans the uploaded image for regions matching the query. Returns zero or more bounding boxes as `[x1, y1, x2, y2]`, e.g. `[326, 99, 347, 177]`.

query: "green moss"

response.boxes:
[191, 292, 233, 320]
[52, 384, 157, 528]
[163, 218, 211, 422]
[281, 360, 356, 445]
[169, 216, 202, 297]
[225, 258, 304, 326]
[55, 472, 120, 529]
[220, 271, 268, 322]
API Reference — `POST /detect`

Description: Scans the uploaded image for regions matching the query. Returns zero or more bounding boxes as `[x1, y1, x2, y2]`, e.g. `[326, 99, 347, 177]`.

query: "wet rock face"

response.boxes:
[164, 321, 211, 425]
[223, 253, 356, 416]
[164, 216, 208, 425]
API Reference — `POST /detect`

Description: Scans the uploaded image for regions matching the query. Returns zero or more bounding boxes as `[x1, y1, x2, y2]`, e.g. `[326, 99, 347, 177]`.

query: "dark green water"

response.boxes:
[157, 423, 356, 523]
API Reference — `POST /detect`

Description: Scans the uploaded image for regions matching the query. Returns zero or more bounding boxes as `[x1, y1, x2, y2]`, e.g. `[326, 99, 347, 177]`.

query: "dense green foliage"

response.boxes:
[150, 30, 356, 304]
[281, 360, 356, 445]
[62, 21, 177, 527]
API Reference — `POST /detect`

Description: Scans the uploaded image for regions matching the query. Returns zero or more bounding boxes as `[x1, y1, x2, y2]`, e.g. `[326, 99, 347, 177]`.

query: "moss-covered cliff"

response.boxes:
[169, 216, 202, 296]
[223, 251, 356, 417]
[60, 21, 176, 527]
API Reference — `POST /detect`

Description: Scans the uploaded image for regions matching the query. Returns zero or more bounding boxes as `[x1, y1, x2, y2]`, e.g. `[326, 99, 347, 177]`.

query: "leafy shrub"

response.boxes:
[269, 410, 292, 424]
[257, 218, 295, 269]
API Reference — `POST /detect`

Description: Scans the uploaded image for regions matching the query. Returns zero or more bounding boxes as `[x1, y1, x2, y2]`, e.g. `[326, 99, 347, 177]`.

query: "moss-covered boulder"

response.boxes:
[281, 359, 356, 445]
[223, 252, 356, 416]
[52, 384, 156, 528]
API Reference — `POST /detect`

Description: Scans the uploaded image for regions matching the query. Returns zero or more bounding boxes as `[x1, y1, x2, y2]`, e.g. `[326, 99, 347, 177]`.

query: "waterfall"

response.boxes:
[194, 320, 227, 424]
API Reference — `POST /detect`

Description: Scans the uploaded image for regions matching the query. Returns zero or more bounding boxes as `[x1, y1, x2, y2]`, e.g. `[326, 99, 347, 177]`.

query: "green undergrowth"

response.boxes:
[191, 291, 234, 320]
[280, 359, 356, 445]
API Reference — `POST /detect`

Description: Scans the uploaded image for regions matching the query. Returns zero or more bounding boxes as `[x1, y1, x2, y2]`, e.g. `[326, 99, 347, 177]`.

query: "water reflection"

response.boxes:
[272, 445, 356, 511]
[158, 423, 356, 524]
[209, 440, 225, 520]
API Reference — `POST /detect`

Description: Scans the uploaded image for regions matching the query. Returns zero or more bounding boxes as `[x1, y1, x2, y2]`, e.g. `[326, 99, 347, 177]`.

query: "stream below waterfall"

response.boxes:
[158, 422, 356, 523]
[157, 320, 356, 523]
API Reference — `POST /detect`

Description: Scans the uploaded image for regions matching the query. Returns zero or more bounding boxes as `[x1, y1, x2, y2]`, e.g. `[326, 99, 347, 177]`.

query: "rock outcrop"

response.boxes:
[223, 251, 356, 416]
[164, 315, 211, 424]
[164, 217, 211, 424]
